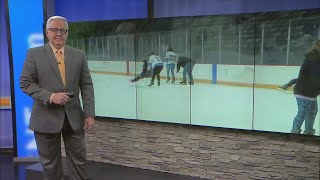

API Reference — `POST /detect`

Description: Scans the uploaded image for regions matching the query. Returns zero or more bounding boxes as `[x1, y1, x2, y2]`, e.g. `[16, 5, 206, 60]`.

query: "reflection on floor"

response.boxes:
[0, 151, 35, 180]
[1, 151, 202, 180]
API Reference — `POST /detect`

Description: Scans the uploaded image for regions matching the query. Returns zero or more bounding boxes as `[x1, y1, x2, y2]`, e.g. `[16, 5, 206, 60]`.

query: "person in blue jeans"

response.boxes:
[165, 47, 177, 83]
[176, 56, 195, 85]
[291, 40, 320, 135]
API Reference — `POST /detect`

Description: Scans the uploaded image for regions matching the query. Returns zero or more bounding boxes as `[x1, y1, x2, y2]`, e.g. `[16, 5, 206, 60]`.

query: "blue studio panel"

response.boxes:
[8, 0, 44, 157]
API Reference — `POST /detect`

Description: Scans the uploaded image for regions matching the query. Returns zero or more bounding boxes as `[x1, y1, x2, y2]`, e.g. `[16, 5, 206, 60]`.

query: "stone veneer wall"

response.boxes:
[63, 118, 320, 179]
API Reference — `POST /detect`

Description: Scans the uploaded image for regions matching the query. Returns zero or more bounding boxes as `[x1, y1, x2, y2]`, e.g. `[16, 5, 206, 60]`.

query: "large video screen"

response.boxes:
[68, 9, 320, 136]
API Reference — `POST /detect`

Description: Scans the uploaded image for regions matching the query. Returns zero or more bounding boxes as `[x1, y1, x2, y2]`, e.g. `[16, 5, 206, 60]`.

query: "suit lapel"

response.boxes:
[44, 43, 64, 86]
[64, 46, 73, 88]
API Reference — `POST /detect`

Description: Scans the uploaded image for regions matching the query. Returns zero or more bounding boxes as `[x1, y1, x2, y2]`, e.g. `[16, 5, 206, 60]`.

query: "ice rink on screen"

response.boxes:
[92, 73, 320, 135]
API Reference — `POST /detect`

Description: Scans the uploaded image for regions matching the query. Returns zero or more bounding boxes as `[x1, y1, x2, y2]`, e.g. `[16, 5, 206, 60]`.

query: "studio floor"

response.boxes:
[0, 151, 202, 180]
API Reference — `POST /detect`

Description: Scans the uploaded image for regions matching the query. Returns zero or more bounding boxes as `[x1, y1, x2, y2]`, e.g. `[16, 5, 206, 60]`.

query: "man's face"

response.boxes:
[46, 19, 68, 49]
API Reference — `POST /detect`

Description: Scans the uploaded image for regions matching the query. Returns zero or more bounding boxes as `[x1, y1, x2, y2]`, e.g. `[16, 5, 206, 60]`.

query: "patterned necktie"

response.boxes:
[55, 50, 66, 86]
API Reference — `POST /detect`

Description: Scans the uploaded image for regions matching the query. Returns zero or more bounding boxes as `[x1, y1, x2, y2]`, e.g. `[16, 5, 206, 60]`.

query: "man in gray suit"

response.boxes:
[20, 16, 95, 180]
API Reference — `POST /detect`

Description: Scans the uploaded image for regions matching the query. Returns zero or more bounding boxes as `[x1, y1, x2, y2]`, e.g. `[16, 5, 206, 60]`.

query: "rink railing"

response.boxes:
[88, 60, 299, 90]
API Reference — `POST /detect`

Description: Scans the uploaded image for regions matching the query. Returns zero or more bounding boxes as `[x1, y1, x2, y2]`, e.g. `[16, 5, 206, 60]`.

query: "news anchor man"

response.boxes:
[20, 16, 95, 180]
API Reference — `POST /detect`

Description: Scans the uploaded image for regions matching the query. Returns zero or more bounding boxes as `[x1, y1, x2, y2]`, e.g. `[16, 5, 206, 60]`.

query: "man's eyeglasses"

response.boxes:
[48, 28, 68, 35]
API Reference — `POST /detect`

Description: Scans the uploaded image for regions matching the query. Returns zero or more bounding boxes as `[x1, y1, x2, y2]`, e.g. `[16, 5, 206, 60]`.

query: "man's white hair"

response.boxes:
[46, 16, 69, 29]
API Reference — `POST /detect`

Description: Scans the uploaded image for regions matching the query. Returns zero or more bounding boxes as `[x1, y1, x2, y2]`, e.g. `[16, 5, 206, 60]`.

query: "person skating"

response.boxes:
[130, 60, 149, 83]
[147, 52, 163, 86]
[176, 56, 195, 85]
[291, 40, 320, 135]
[164, 47, 177, 83]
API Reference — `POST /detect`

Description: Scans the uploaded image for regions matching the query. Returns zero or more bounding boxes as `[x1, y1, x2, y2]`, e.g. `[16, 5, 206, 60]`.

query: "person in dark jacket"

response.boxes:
[176, 56, 195, 85]
[130, 60, 150, 82]
[291, 40, 320, 135]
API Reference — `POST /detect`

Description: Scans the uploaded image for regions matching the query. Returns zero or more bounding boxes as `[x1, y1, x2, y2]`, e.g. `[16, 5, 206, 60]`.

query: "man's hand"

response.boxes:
[51, 92, 70, 105]
[84, 117, 95, 131]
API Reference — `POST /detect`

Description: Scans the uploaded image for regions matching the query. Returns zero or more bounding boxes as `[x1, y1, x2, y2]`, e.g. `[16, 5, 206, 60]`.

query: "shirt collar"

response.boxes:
[49, 43, 65, 55]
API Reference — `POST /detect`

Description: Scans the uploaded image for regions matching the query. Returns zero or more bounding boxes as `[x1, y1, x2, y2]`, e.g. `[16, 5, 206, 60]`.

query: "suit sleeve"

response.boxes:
[79, 52, 95, 118]
[20, 50, 52, 106]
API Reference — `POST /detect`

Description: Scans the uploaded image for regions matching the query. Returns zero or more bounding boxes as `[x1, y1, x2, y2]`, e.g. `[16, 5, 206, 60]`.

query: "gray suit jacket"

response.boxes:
[20, 43, 95, 133]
